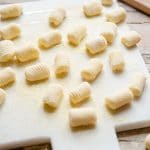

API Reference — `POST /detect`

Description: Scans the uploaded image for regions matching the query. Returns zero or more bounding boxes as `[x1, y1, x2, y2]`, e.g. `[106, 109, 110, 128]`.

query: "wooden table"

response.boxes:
[9, 1, 150, 150]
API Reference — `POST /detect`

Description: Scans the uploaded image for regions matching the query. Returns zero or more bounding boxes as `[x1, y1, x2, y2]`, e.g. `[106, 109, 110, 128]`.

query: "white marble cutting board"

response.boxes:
[0, 0, 149, 149]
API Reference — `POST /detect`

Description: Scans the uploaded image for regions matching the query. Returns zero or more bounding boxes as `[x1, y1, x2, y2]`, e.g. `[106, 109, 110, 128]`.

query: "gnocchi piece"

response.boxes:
[43, 84, 63, 109]
[69, 107, 97, 127]
[101, 0, 113, 6]
[109, 50, 125, 72]
[0, 4, 22, 20]
[1, 23, 21, 40]
[0, 67, 15, 87]
[105, 89, 133, 110]
[129, 73, 146, 97]
[121, 31, 141, 48]
[100, 22, 117, 44]
[69, 82, 91, 105]
[67, 25, 86, 46]
[25, 63, 50, 82]
[86, 36, 107, 55]
[38, 31, 61, 49]
[54, 52, 69, 77]
[145, 134, 150, 150]
[49, 8, 66, 27]
[0, 88, 6, 105]
[81, 58, 103, 82]
[105, 7, 126, 24]
[15, 44, 39, 62]
[0, 40, 15, 63]
[83, 1, 103, 17]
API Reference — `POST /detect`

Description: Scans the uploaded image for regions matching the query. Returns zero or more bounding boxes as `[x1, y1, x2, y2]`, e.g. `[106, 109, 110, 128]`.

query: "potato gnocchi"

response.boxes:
[1, 23, 21, 40]
[81, 58, 103, 82]
[129, 73, 146, 97]
[67, 25, 86, 46]
[105, 7, 126, 24]
[69, 82, 91, 105]
[0, 67, 16, 87]
[86, 36, 107, 55]
[109, 50, 125, 72]
[0, 88, 6, 105]
[121, 31, 141, 48]
[100, 22, 117, 44]
[15, 44, 39, 62]
[83, 1, 103, 17]
[0, 40, 15, 63]
[0, 4, 22, 20]
[54, 52, 69, 77]
[101, 0, 113, 6]
[49, 7, 66, 27]
[38, 31, 61, 49]
[69, 107, 97, 127]
[105, 89, 133, 110]
[43, 84, 63, 109]
[25, 63, 50, 82]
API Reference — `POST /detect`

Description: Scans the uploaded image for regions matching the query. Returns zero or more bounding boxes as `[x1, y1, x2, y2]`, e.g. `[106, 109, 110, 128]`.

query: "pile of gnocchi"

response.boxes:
[0, 0, 147, 130]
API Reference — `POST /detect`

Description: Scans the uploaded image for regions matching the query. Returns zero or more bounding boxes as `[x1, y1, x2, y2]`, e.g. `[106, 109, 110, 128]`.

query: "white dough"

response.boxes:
[0, 4, 22, 20]
[1, 23, 21, 40]
[129, 73, 146, 97]
[105, 89, 133, 110]
[38, 31, 61, 49]
[81, 58, 103, 82]
[145, 134, 150, 150]
[49, 7, 66, 27]
[83, 1, 103, 17]
[43, 84, 63, 108]
[0, 67, 15, 87]
[69, 107, 97, 127]
[0, 40, 15, 63]
[100, 22, 117, 44]
[67, 25, 86, 46]
[0, 88, 6, 105]
[105, 7, 126, 24]
[25, 63, 50, 82]
[101, 0, 113, 6]
[69, 82, 91, 105]
[15, 44, 39, 62]
[109, 50, 125, 72]
[86, 36, 107, 54]
[121, 31, 141, 48]
[54, 52, 69, 77]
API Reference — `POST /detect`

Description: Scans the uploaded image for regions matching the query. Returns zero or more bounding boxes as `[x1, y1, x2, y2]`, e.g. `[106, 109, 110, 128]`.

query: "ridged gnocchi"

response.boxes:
[15, 44, 39, 62]
[38, 31, 61, 49]
[105, 89, 133, 110]
[145, 134, 150, 150]
[101, 0, 113, 6]
[43, 84, 63, 109]
[69, 107, 97, 127]
[0, 88, 6, 105]
[0, 67, 16, 87]
[25, 63, 50, 82]
[81, 58, 103, 82]
[1, 23, 21, 40]
[129, 73, 146, 97]
[83, 1, 103, 17]
[86, 36, 107, 55]
[121, 31, 141, 48]
[69, 82, 91, 105]
[100, 22, 117, 44]
[67, 25, 86, 46]
[0, 40, 15, 63]
[109, 50, 125, 72]
[49, 8, 66, 27]
[54, 52, 69, 77]
[105, 7, 126, 24]
[0, 4, 22, 20]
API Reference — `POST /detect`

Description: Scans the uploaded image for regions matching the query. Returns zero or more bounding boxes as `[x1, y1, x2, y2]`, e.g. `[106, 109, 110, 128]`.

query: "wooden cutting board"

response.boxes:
[121, 0, 150, 15]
